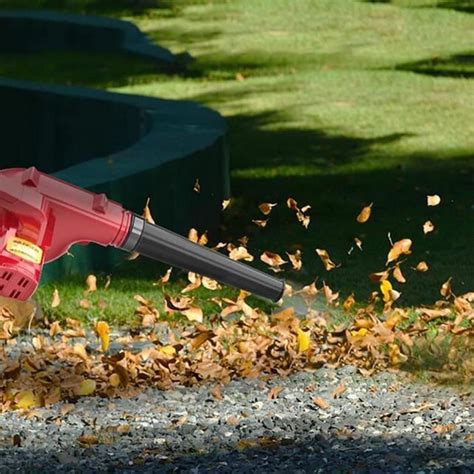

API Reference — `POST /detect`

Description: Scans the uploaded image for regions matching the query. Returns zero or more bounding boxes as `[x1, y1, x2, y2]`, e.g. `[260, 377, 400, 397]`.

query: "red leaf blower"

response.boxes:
[0, 167, 285, 302]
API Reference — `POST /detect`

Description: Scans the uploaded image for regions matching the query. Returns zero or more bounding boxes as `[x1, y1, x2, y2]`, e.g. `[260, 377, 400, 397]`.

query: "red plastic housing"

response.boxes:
[0, 167, 132, 300]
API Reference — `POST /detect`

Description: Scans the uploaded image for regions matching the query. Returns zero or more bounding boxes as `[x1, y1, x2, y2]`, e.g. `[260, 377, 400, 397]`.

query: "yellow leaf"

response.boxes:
[357, 203, 373, 223]
[380, 280, 393, 303]
[76, 379, 96, 396]
[109, 373, 120, 387]
[159, 345, 176, 356]
[388, 343, 408, 365]
[297, 328, 310, 352]
[351, 328, 368, 337]
[15, 390, 41, 410]
[95, 321, 110, 352]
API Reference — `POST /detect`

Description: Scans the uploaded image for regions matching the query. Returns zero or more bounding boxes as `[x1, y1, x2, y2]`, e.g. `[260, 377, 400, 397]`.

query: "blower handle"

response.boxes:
[121, 214, 285, 302]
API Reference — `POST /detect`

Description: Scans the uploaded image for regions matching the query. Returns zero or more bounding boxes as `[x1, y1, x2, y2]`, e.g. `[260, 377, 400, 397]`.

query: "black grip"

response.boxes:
[126, 216, 285, 302]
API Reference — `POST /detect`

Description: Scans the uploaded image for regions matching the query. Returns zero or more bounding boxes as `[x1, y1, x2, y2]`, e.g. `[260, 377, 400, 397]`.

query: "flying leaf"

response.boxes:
[286, 250, 302, 271]
[188, 228, 199, 243]
[343, 294, 355, 312]
[354, 238, 363, 251]
[222, 199, 231, 211]
[85, 274, 97, 294]
[427, 195, 441, 206]
[369, 270, 390, 283]
[393, 265, 406, 284]
[202, 276, 221, 291]
[252, 219, 269, 228]
[286, 198, 298, 210]
[386, 239, 412, 265]
[357, 203, 373, 223]
[258, 202, 277, 215]
[316, 249, 339, 271]
[415, 261, 429, 272]
[51, 288, 60, 308]
[193, 178, 201, 193]
[440, 277, 453, 299]
[181, 272, 202, 293]
[95, 321, 110, 352]
[322, 282, 339, 304]
[297, 328, 310, 352]
[143, 198, 156, 224]
[229, 246, 254, 262]
[423, 221, 434, 234]
[260, 251, 287, 268]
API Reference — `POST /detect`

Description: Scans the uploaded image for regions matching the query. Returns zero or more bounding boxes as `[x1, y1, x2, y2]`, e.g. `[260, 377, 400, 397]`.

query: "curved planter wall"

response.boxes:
[0, 77, 229, 283]
[0, 9, 178, 69]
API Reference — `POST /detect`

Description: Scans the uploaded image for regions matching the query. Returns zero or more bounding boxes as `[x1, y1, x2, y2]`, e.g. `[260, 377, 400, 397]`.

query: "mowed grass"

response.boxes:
[0, 0, 473, 322]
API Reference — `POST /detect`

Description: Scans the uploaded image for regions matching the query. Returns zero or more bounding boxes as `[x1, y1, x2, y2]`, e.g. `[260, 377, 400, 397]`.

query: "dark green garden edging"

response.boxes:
[0, 77, 229, 284]
[0, 9, 178, 69]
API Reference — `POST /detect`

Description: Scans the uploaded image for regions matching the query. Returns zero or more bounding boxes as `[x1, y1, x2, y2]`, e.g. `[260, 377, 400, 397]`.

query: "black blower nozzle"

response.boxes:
[121, 215, 285, 302]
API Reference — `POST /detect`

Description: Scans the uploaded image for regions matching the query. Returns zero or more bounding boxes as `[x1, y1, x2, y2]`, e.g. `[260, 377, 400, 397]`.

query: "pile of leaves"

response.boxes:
[1, 194, 473, 412]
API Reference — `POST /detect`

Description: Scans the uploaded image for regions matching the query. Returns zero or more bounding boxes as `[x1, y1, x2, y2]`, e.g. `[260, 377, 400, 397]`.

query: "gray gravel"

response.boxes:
[1, 363, 473, 473]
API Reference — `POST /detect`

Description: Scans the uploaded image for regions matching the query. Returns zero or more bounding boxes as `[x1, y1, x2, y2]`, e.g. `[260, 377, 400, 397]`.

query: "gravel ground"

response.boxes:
[1, 362, 473, 474]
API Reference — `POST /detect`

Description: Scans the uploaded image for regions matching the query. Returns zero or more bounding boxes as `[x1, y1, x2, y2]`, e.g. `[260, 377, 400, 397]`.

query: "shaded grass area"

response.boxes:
[0, 0, 472, 322]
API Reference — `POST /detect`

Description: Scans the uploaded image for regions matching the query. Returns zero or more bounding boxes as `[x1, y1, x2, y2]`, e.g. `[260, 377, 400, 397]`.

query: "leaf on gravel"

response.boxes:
[427, 194, 441, 206]
[258, 202, 277, 215]
[268, 386, 285, 400]
[332, 383, 347, 399]
[95, 321, 110, 352]
[210, 385, 223, 400]
[386, 239, 412, 265]
[313, 396, 330, 410]
[51, 288, 60, 308]
[12, 434, 21, 447]
[433, 424, 456, 434]
[357, 203, 373, 223]
[316, 248, 339, 271]
[15, 390, 41, 410]
[423, 220, 435, 234]
[75, 379, 96, 396]
[60, 403, 75, 417]
[78, 434, 99, 445]
[297, 328, 310, 352]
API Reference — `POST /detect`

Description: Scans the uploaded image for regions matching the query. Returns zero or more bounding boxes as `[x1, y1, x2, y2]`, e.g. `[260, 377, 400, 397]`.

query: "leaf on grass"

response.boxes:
[202, 276, 221, 291]
[386, 239, 412, 265]
[423, 221, 435, 234]
[357, 203, 373, 223]
[154, 267, 172, 286]
[316, 249, 339, 271]
[258, 202, 277, 215]
[427, 195, 441, 206]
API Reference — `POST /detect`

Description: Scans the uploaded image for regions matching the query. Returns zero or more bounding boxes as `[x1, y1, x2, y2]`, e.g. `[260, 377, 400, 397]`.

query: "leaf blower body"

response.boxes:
[0, 167, 285, 302]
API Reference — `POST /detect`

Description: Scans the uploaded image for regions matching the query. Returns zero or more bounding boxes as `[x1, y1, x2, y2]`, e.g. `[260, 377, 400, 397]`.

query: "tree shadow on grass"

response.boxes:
[435, 0, 474, 14]
[395, 53, 474, 79]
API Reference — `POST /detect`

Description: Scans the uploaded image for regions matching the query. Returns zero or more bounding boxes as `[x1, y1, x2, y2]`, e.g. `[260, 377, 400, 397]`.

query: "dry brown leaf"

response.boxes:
[252, 219, 269, 228]
[79, 299, 90, 309]
[386, 239, 412, 265]
[316, 249, 339, 271]
[78, 434, 99, 445]
[423, 220, 435, 234]
[222, 199, 231, 211]
[427, 195, 441, 206]
[313, 396, 330, 410]
[210, 385, 223, 400]
[286, 198, 298, 210]
[229, 246, 254, 262]
[202, 276, 222, 291]
[415, 261, 429, 272]
[85, 275, 97, 294]
[369, 270, 390, 283]
[440, 277, 453, 299]
[143, 198, 156, 224]
[286, 250, 302, 271]
[268, 386, 284, 400]
[235, 72, 246, 82]
[332, 384, 347, 399]
[357, 203, 373, 223]
[354, 238, 363, 251]
[258, 202, 277, 215]
[51, 289, 60, 308]
[323, 282, 339, 305]
[393, 265, 406, 284]
[433, 424, 456, 434]
[193, 178, 201, 193]
[260, 251, 287, 268]
[343, 294, 355, 312]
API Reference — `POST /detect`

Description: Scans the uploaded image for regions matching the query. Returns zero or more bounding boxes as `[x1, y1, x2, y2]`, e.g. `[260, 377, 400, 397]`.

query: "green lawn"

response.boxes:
[1, 0, 473, 322]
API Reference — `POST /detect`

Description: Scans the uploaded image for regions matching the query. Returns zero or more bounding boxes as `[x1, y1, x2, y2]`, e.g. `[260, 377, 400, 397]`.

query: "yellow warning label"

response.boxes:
[6, 237, 43, 265]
